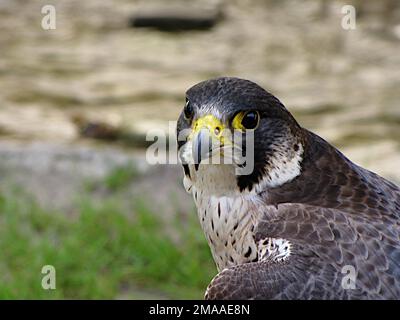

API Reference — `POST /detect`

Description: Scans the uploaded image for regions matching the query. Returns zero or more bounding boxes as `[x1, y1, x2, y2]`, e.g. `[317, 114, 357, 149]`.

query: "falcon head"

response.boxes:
[177, 77, 305, 195]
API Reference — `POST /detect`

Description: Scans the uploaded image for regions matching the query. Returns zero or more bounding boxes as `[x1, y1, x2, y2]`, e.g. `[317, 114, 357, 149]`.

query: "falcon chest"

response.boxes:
[188, 164, 259, 271]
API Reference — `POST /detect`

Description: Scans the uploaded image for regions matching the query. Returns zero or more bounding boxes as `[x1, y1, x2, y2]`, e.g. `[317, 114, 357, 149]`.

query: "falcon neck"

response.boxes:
[263, 130, 366, 208]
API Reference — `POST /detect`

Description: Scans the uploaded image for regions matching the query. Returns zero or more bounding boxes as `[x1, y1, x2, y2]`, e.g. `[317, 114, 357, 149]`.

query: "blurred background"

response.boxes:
[0, 0, 399, 299]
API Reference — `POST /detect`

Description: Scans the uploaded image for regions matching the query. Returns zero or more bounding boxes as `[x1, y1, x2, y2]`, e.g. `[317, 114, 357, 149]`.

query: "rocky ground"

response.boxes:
[0, 0, 399, 189]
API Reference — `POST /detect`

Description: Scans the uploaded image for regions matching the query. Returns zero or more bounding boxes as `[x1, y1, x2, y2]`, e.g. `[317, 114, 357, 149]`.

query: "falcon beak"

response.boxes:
[190, 115, 225, 169]
[193, 128, 212, 167]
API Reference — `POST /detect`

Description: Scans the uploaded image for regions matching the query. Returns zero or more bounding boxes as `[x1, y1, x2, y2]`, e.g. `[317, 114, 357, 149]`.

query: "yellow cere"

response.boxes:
[191, 115, 226, 144]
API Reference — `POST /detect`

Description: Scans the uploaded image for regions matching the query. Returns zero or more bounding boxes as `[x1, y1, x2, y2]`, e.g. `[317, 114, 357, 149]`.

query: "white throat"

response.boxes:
[179, 141, 304, 270]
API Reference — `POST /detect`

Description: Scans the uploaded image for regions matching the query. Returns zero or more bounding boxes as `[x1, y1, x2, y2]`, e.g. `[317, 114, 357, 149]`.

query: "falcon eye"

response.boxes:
[241, 111, 259, 129]
[183, 98, 194, 120]
[232, 110, 260, 130]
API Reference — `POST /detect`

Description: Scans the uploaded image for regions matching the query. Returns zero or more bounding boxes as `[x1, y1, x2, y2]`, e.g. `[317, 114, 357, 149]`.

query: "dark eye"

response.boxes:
[241, 111, 259, 129]
[183, 98, 194, 120]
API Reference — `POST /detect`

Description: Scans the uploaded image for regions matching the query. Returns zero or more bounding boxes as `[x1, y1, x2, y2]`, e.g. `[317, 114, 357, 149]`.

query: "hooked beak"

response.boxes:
[190, 115, 225, 170]
[193, 128, 212, 170]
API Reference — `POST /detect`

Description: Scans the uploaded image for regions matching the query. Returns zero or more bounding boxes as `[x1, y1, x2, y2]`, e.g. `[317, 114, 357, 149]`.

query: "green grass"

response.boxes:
[0, 190, 216, 299]
[103, 164, 139, 191]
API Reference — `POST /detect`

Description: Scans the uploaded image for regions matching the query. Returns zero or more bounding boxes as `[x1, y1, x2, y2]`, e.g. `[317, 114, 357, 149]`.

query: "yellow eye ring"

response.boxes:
[232, 111, 260, 131]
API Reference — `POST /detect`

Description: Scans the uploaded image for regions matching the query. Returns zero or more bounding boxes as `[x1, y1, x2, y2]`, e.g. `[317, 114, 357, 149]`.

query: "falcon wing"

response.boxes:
[206, 203, 400, 299]
[205, 251, 336, 299]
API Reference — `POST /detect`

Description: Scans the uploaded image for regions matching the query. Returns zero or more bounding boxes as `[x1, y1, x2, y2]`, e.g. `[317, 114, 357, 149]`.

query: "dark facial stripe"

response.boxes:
[183, 164, 191, 178]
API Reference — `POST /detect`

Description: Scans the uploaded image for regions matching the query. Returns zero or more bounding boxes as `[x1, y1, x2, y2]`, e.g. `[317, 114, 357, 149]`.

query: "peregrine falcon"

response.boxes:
[176, 77, 400, 300]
